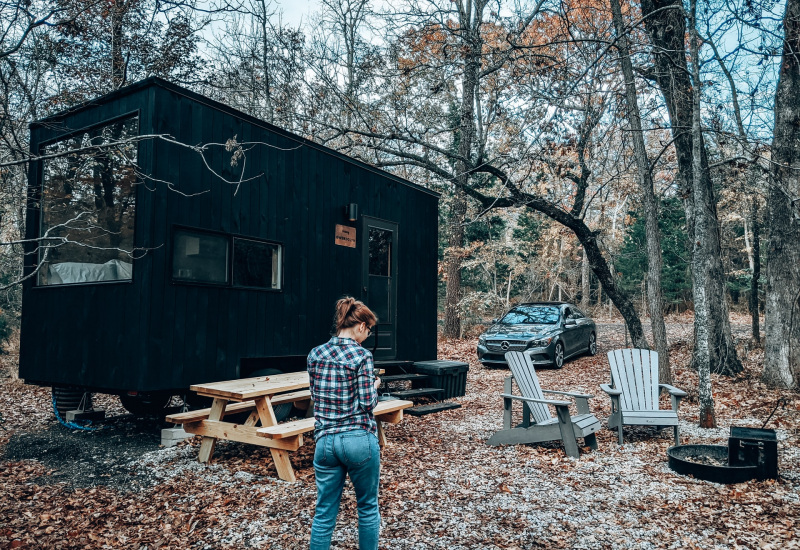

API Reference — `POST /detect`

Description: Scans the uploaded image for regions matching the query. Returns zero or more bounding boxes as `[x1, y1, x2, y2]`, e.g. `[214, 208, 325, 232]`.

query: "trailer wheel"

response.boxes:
[119, 392, 174, 417]
[249, 368, 293, 422]
[52, 387, 92, 417]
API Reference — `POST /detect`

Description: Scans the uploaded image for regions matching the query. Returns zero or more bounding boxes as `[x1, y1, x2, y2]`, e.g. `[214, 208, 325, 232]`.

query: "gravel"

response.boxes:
[1, 318, 798, 549]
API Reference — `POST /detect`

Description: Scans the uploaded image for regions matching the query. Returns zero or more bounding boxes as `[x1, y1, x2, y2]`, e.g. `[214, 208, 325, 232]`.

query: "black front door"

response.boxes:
[361, 217, 398, 360]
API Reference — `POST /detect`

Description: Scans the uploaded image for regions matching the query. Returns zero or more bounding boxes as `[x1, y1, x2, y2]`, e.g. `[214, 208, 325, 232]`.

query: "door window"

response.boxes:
[368, 228, 392, 276]
[368, 228, 392, 321]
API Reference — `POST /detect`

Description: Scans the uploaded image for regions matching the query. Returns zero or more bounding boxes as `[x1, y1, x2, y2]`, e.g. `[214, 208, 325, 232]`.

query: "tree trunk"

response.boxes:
[689, 0, 716, 427]
[750, 198, 761, 344]
[610, 0, 670, 382]
[111, 1, 127, 90]
[258, 0, 274, 124]
[443, 190, 467, 338]
[639, 0, 742, 377]
[764, 0, 800, 389]
[443, 1, 486, 339]
[581, 246, 590, 310]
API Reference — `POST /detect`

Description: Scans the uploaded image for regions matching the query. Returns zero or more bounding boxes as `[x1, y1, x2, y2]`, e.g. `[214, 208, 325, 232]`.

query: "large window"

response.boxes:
[172, 228, 282, 290]
[38, 117, 139, 286]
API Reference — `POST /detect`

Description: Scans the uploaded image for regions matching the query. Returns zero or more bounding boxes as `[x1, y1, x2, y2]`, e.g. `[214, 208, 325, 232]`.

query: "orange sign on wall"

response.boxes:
[335, 224, 357, 248]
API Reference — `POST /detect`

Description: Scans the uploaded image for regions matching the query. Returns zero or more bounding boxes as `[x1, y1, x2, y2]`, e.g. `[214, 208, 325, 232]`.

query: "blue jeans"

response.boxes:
[310, 430, 381, 550]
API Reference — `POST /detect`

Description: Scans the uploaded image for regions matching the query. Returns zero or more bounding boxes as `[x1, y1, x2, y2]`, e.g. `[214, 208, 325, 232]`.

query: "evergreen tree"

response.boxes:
[618, 198, 691, 312]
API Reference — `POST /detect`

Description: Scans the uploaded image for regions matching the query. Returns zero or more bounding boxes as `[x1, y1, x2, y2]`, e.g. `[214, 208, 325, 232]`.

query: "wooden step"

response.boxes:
[406, 402, 462, 416]
[374, 360, 415, 369]
[385, 388, 444, 399]
[380, 373, 429, 384]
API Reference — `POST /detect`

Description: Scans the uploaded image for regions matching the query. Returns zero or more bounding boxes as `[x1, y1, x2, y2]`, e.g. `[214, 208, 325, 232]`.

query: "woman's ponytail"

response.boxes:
[333, 297, 377, 334]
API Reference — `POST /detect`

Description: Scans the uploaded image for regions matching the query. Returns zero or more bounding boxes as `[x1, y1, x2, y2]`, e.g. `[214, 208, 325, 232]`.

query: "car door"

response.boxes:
[560, 306, 581, 355]
[571, 307, 591, 350]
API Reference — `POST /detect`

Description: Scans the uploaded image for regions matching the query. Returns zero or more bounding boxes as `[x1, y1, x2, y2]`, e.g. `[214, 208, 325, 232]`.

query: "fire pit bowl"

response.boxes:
[667, 444, 759, 484]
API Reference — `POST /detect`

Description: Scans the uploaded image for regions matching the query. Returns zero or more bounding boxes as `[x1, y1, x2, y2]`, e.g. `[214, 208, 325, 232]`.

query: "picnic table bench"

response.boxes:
[166, 372, 412, 482]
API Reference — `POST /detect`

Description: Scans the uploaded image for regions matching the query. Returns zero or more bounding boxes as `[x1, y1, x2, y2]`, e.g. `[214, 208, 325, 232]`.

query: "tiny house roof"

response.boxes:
[30, 76, 439, 199]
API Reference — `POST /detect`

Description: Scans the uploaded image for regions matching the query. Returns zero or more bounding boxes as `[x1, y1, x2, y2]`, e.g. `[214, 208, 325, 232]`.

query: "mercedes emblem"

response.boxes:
[501, 341, 510, 351]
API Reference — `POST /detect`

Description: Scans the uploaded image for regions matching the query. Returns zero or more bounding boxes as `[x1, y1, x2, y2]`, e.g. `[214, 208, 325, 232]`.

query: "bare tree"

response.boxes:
[764, 0, 800, 390]
[203, 1, 305, 129]
[609, 0, 670, 382]
[639, 0, 742, 377]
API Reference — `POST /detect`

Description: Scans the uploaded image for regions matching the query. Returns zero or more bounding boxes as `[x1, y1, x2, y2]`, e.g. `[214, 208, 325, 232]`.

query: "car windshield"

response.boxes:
[500, 306, 560, 325]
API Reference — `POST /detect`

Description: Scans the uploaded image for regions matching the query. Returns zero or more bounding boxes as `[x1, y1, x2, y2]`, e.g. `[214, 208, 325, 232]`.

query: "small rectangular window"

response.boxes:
[172, 229, 229, 284]
[233, 238, 282, 290]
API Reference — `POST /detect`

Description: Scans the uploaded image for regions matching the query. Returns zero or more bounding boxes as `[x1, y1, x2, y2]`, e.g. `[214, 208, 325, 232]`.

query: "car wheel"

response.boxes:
[553, 342, 564, 369]
[587, 332, 597, 356]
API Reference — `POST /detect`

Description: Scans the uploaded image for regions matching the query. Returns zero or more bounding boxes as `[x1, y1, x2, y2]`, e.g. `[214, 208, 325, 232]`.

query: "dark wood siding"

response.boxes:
[20, 78, 438, 393]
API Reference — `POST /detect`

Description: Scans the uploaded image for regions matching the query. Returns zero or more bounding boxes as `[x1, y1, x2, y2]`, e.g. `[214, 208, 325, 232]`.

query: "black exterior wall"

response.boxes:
[20, 78, 439, 394]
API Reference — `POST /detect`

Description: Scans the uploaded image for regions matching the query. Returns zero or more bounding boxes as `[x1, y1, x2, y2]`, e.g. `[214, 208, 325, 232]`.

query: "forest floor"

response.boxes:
[1, 315, 799, 549]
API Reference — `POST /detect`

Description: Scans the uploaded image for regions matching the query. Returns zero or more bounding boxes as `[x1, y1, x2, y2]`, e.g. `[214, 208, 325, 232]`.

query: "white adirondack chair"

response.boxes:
[487, 351, 600, 458]
[600, 348, 687, 446]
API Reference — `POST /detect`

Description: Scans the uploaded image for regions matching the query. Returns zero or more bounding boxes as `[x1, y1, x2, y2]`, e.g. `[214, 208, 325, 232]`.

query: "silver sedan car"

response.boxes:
[476, 302, 597, 368]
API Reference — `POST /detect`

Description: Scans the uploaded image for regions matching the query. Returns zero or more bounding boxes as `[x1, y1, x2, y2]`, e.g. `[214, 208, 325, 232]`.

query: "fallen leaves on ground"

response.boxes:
[1, 317, 799, 549]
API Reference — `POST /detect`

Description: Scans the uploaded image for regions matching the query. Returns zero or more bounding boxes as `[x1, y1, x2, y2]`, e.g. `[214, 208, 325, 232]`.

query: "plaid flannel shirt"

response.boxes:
[307, 337, 378, 440]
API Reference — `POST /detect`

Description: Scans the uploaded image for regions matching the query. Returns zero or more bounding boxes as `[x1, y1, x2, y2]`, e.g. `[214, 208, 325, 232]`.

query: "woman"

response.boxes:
[307, 297, 382, 550]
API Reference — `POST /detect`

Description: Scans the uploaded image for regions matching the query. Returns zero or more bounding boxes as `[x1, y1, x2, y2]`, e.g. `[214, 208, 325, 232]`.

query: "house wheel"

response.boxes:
[52, 386, 92, 417]
[119, 392, 174, 417]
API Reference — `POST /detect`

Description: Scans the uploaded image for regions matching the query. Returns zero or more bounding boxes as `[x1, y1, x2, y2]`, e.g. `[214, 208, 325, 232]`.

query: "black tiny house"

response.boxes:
[21, 78, 439, 409]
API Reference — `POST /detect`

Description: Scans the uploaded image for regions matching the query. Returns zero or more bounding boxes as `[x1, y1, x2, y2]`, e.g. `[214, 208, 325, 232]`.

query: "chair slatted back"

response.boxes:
[505, 351, 552, 424]
[607, 348, 659, 412]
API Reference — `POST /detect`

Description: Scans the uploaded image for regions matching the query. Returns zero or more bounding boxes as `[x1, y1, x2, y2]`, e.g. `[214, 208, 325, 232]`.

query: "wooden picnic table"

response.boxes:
[166, 372, 412, 482]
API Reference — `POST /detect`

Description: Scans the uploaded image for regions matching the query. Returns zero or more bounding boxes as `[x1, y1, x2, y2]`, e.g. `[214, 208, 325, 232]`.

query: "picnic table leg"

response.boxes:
[255, 397, 297, 482]
[243, 410, 260, 427]
[198, 398, 226, 463]
[376, 421, 387, 448]
[304, 399, 315, 418]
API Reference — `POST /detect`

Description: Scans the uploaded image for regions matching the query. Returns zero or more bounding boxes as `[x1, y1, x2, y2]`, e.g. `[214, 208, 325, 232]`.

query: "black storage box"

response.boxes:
[728, 427, 778, 480]
[412, 360, 469, 399]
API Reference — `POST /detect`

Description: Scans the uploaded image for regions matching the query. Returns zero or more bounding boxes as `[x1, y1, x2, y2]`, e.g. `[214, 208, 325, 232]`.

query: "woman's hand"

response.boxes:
[374, 377, 381, 390]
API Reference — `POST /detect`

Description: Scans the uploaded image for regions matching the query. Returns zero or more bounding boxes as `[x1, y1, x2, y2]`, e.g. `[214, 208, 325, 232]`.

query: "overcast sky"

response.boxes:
[272, 0, 316, 27]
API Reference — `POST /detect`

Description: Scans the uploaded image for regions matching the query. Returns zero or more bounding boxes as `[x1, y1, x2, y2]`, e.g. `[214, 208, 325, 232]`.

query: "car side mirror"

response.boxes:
[565, 318, 576, 326]
[491, 319, 499, 324]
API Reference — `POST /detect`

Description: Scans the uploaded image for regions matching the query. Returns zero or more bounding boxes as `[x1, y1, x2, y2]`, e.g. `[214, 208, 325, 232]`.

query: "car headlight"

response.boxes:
[478, 335, 487, 346]
[528, 337, 552, 348]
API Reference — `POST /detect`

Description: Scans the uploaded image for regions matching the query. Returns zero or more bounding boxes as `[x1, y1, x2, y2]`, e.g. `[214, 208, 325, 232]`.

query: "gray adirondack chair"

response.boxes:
[600, 348, 687, 446]
[487, 351, 600, 458]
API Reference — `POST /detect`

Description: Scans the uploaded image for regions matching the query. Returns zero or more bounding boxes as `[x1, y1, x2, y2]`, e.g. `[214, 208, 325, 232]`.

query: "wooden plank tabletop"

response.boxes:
[190, 372, 310, 400]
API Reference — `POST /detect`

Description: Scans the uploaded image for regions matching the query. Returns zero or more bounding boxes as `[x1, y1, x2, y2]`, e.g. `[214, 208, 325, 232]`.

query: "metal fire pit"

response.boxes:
[667, 444, 759, 484]
[668, 427, 779, 484]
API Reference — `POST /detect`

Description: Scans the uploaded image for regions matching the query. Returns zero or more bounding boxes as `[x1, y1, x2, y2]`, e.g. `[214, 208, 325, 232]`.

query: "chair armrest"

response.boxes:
[600, 384, 621, 396]
[500, 393, 571, 407]
[660, 384, 687, 413]
[659, 384, 687, 397]
[542, 389, 595, 399]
